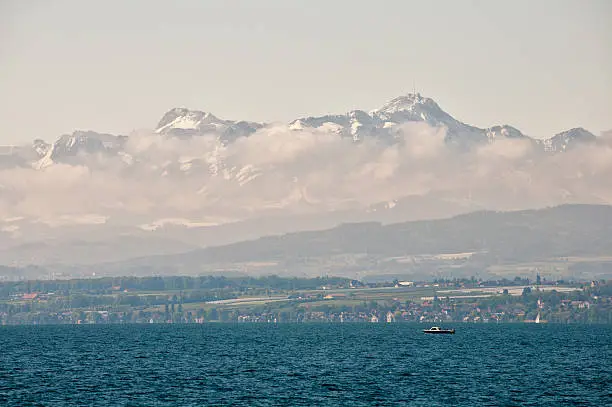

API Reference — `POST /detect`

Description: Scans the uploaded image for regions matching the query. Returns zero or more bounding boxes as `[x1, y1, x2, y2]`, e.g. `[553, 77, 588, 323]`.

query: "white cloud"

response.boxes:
[1, 124, 611, 229]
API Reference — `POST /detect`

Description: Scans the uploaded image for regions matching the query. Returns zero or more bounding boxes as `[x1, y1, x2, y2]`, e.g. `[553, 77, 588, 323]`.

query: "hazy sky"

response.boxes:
[1, 0, 610, 144]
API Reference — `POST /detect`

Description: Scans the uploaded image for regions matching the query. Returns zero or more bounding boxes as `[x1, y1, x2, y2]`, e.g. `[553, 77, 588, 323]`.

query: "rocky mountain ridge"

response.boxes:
[0, 93, 599, 170]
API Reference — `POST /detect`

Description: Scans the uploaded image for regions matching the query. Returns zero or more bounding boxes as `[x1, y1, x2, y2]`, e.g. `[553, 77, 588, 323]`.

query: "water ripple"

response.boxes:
[0, 324, 610, 406]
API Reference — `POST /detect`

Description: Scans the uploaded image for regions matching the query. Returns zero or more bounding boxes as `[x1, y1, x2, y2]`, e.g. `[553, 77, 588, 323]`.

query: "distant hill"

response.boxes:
[105, 204, 612, 279]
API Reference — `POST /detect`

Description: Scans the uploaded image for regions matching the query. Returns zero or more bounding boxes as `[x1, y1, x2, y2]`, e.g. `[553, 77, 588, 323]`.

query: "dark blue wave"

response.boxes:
[0, 324, 610, 406]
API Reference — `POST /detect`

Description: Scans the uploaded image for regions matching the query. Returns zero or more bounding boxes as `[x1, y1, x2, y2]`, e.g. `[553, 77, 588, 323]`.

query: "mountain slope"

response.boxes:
[35, 131, 127, 168]
[155, 107, 263, 144]
[538, 127, 597, 152]
[106, 204, 612, 277]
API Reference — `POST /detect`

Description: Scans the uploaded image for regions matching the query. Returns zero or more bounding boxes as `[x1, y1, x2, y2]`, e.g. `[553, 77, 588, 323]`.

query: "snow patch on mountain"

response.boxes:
[34, 214, 109, 227]
[233, 164, 261, 186]
[139, 217, 225, 231]
[539, 127, 597, 152]
[33, 131, 127, 168]
[1, 224, 19, 233]
[485, 125, 528, 143]
[156, 108, 222, 134]
[155, 108, 263, 144]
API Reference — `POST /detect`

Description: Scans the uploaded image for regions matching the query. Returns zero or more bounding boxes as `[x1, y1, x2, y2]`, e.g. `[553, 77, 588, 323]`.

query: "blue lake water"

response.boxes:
[1, 323, 611, 406]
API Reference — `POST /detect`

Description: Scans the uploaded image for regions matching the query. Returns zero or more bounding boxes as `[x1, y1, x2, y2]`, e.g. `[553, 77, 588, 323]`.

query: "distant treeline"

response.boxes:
[0, 275, 350, 297]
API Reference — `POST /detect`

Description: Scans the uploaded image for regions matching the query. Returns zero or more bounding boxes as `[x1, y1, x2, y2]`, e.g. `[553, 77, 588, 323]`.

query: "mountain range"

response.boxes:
[0, 93, 599, 171]
[0, 93, 609, 271]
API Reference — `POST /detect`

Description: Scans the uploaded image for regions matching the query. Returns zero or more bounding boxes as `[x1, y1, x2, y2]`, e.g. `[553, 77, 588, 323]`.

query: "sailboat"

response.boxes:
[525, 310, 547, 324]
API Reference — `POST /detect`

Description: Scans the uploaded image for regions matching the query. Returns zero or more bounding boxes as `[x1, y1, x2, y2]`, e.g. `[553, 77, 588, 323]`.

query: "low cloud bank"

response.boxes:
[1, 122, 611, 227]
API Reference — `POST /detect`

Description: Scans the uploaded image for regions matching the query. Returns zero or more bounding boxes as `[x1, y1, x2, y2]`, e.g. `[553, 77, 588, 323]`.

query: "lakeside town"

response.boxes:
[0, 274, 610, 325]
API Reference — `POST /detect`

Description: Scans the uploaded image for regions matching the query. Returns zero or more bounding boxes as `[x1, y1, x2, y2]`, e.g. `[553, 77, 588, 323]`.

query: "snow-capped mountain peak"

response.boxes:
[371, 93, 438, 117]
[156, 108, 220, 134]
[0, 92, 603, 175]
[485, 125, 528, 143]
[287, 93, 486, 145]
[540, 127, 597, 153]
[155, 107, 263, 143]
[370, 93, 468, 135]
[33, 130, 126, 169]
[32, 139, 51, 157]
